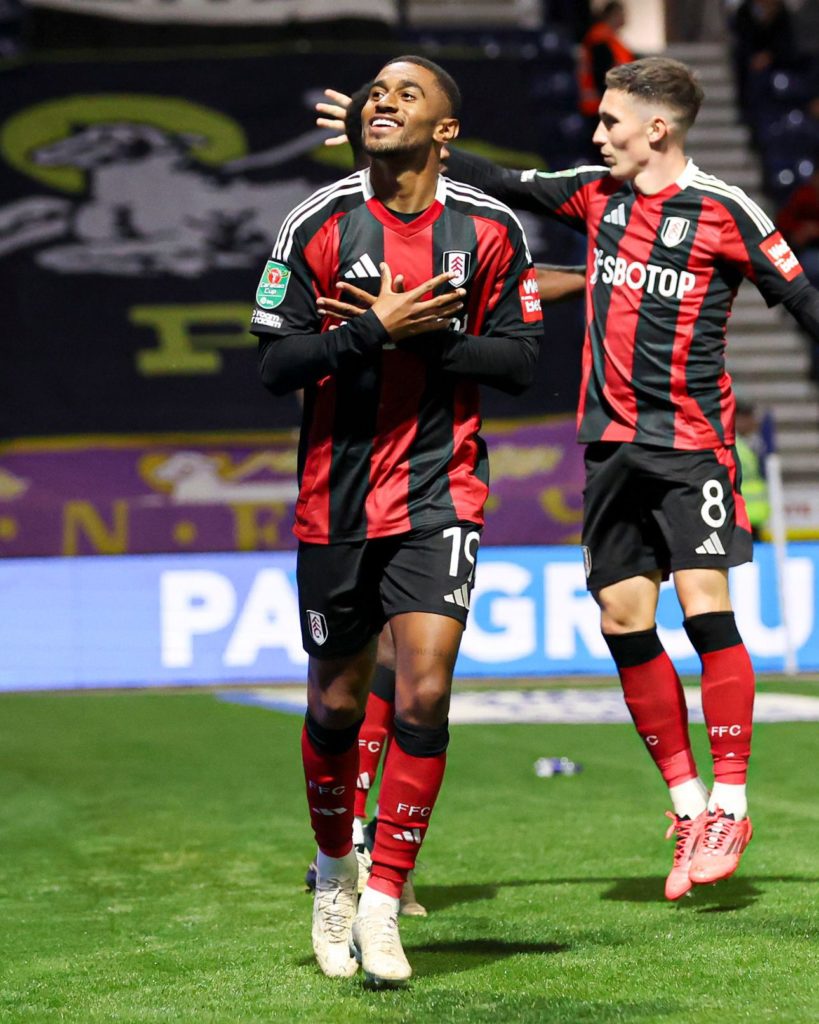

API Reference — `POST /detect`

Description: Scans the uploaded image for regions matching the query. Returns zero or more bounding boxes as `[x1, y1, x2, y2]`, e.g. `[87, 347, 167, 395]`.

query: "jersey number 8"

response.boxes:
[701, 479, 727, 528]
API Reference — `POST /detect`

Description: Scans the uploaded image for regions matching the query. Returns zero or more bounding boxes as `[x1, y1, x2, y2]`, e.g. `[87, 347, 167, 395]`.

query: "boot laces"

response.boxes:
[664, 811, 695, 867]
[315, 878, 355, 941]
[700, 809, 733, 855]
[361, 904, 403, 955]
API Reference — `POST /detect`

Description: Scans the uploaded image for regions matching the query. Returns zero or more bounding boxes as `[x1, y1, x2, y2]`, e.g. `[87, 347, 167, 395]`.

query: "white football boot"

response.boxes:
[311, 868, 359, 978]
[350, 902, 412, 987]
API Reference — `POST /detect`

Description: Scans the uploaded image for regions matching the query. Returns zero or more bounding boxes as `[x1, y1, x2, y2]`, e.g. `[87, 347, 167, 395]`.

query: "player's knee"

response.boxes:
[599, 605, 655, 635]
[308, 681, 368, 726]
[395, 674, 451, 727]
[595, 574, 660, 634]
[674, 569, 732, 617]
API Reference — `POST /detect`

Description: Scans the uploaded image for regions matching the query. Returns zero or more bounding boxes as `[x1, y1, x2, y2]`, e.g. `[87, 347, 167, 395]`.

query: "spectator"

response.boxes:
[777, 164, 819, 287]
[731, 0, 795, 115]
[777, 163, 819, 376]
[577, 2, 635, 122]
[734, 394, 770, 540]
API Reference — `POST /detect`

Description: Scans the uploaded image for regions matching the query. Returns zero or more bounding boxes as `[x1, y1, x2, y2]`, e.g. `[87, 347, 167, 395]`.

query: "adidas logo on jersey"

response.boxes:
[391, 828, 422, 844]
[696, 531, 726, 555]
[344, 253, 380, 279]
[444, 582, 471, 609]
[603, 203, 626, 226]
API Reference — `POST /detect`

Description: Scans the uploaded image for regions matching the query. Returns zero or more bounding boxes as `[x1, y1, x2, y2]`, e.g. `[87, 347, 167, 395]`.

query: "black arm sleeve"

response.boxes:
[782, 281, 819, 342]
[438, 331, 539, 395]
[257, 308, 388, 395]
[445, 148, 597, 229]
[445, 149, 549, 216]
[536, 263, 586, 273]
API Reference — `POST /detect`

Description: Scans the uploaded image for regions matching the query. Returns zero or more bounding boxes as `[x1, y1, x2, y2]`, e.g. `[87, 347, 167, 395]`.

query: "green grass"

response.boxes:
[1, 682, 817, 1023]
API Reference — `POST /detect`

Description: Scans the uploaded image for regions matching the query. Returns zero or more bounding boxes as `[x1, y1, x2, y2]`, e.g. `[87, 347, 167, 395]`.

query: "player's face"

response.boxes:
[362, 62, 458, 158]
[593, 89, 657, 180]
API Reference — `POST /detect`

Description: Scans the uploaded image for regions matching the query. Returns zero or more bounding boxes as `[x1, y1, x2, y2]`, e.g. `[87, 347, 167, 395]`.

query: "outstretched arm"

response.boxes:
[536, 264, 585, 302]
[783, 281, 819, 340]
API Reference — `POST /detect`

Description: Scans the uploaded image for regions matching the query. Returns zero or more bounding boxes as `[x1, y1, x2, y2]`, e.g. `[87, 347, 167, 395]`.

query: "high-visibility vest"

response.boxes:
[578, 23, 635, 117]
[735, 435, 770, 532]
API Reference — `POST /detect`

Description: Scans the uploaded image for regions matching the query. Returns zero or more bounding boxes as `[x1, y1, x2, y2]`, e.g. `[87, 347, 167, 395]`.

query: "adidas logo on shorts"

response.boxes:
[444, 582, 471, 609]
[695, 531, 725, 555]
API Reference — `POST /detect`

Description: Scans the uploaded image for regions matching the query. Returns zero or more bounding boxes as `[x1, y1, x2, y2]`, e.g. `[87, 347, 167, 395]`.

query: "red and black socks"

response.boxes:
[684, 611, 754, 818]
[605, 627, 699, 790]
[354, 665, 396, 819]
[301, 711, 363, 859]
[367, 716, 448, 900]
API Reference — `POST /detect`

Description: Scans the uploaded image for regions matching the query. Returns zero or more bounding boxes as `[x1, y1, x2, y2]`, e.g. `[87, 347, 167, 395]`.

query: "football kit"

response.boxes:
[251, 168, 541, 651]
[447, 151, 812, 585]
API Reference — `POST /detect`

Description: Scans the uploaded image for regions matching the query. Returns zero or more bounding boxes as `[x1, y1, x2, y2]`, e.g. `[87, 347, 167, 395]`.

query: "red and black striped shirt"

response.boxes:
[250, 169, 542, 544]
[446, 153, 809, 450]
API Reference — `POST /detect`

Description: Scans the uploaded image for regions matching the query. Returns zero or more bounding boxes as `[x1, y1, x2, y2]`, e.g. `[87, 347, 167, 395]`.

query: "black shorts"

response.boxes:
[581, 442, 753, 592]
[296, 521, 482, 658]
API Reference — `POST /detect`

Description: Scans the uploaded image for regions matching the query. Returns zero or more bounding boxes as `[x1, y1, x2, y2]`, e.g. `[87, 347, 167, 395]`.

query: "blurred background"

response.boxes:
[2, 0, 819, 687]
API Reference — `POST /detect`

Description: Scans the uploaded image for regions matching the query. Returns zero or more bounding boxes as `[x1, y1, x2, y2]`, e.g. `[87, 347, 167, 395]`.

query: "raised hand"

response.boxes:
[369, 263, 465, 342]
[315, 89, 353, 147]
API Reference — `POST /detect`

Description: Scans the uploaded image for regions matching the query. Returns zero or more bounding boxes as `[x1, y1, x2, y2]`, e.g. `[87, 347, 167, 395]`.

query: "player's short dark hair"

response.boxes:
[605, 57, 704, 132]
[600, 1, 624, 18]
[382, 54, 462, 118]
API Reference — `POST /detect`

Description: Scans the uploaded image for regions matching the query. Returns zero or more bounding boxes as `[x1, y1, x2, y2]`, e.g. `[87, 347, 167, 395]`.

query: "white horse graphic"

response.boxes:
[151, 451, 298, 505]
[0, 121, 325, 276]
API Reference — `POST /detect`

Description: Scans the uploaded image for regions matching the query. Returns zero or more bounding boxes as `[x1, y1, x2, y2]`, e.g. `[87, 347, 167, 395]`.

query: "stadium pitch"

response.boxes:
[1, 676, 817, 1023]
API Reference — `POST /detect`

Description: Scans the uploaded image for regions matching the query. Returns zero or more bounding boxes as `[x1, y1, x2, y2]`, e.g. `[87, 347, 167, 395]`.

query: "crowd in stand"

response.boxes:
[727, 0, 819, 376]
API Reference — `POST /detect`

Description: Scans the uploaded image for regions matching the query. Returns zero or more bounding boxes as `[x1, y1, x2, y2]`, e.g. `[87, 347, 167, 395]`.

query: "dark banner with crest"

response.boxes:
[0, 46, 585, 439]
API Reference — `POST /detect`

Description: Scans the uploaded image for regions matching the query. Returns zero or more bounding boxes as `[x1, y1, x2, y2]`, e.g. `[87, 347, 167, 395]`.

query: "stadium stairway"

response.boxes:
[667, 41, 819, 522]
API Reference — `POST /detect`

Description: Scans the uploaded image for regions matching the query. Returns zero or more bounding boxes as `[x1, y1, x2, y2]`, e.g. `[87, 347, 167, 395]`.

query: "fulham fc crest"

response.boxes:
[443, 250, 471, 288]
[307, 610, 328, 646]
[660, 216, 690, 248]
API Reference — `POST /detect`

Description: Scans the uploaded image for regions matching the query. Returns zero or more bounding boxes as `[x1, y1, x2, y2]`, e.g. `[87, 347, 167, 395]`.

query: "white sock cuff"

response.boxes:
[358, 884, 400, 916]
[708, 781, 748, 819]
[316, 848, 358, 881]
[668, 777, 709, 818]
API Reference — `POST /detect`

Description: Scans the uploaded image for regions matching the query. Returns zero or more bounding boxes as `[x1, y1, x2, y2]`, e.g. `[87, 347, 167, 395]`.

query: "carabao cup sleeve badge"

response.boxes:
[256, 260, 291, 309]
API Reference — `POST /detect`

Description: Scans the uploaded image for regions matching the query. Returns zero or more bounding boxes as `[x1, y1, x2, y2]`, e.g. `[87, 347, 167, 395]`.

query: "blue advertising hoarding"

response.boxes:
[2, 543, 817, 690]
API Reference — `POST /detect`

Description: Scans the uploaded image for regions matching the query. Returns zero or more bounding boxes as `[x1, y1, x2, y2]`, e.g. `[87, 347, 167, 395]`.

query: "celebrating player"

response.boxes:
[443, 57, 819, 899]
[251, 56, 542, 985]
[316, 55, 819, 901]
[302, 81, 429, 920]
[308, 77, 582, 921]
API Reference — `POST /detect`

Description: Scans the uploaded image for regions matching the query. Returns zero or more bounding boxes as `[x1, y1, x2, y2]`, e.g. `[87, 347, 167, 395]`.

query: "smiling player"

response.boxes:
[251, 55, 542, 984]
